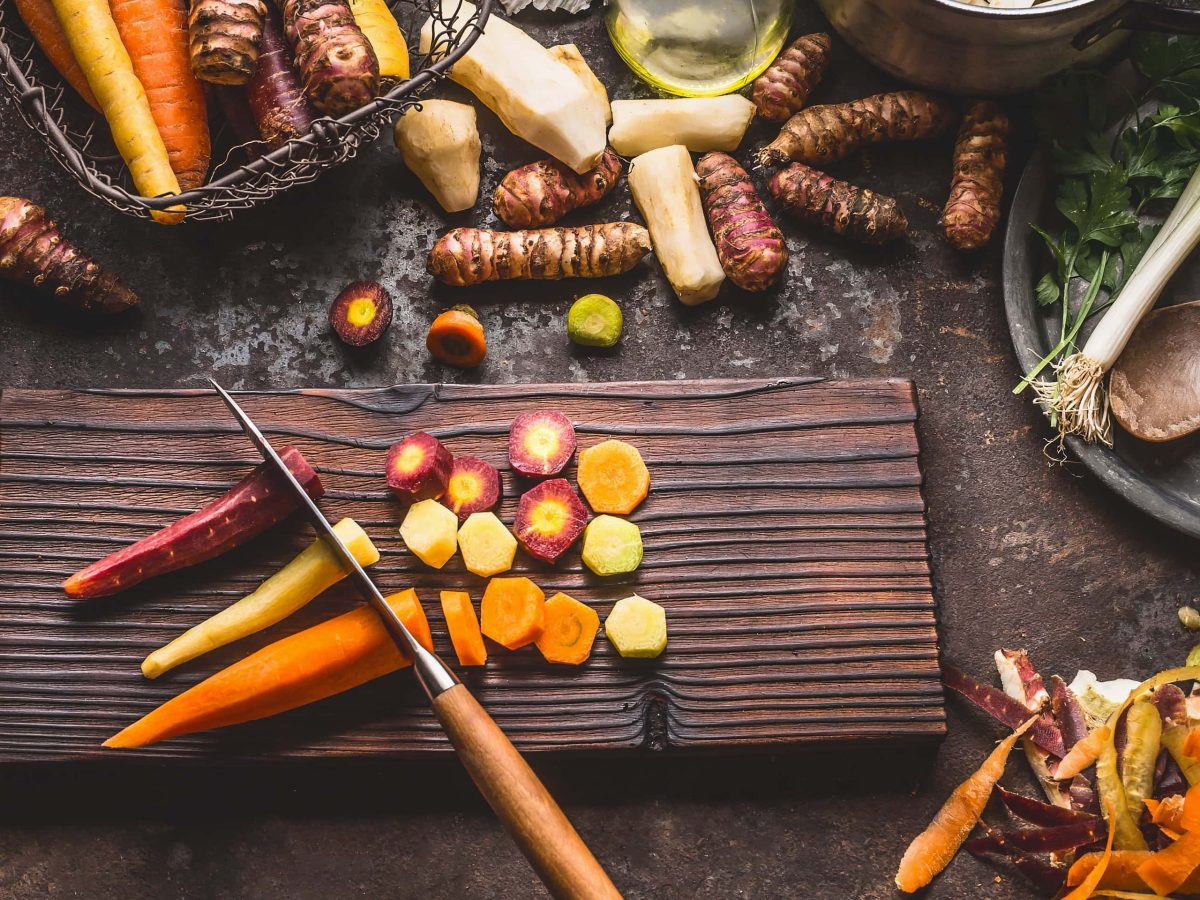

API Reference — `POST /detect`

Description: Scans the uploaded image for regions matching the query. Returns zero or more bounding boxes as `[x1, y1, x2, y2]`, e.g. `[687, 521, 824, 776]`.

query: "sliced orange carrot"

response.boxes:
[426, 307, 487, 368]
[14, 0, 99, 108]
[103, 588, 432, 748]
[577, 439, 650, 515]
[480, 576, 545, 650]
[535, 592, 599, 665]
[1063, 801, 1116, 900]
[440, 590, 487, 667]
[1136, 829, 1200, 895]
[1068, 852, 1200, 893]
[895, 716, 1035, 893]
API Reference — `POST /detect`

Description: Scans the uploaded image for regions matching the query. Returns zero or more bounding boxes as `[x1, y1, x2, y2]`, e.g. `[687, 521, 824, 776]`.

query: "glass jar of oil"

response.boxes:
[605, 0, 794, 97]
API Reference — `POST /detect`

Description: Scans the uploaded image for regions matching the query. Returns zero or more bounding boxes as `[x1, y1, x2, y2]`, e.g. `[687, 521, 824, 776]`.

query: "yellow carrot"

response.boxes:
[348, 0, 408, 78]
[141, 518, 379, 678]
[50, 0, 183, 224]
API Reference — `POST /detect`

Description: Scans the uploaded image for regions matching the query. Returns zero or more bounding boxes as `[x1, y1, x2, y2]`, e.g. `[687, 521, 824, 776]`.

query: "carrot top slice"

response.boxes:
[535, 592, 599, 665]
[577, 439, 650, 515]
[440, 590, 487, 667]
[480, 577, 545, 650]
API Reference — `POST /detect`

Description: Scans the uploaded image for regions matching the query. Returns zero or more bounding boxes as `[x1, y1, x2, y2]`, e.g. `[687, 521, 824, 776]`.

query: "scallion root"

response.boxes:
[1032, 354, 1112, 447]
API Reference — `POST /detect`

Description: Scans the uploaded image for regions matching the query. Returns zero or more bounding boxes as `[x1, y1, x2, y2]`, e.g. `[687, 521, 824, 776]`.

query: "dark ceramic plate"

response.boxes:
[1003, 148, 1200, 540]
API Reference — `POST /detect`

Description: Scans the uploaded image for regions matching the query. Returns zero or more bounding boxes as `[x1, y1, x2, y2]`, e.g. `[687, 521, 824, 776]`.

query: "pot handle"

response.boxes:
[1075, 0, 1200, 50]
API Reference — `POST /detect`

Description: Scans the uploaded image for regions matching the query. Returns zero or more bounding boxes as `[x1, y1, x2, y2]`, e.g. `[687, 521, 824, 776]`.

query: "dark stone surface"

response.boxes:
[2, 5, 1198, 899]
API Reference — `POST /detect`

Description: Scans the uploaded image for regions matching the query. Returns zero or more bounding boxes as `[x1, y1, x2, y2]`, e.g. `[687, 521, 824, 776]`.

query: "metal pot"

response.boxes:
[814, 0, 1200, 95]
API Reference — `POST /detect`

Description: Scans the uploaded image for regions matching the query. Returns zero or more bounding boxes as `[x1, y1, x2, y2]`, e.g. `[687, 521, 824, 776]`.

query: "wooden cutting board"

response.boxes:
[0, 379, 944, 761]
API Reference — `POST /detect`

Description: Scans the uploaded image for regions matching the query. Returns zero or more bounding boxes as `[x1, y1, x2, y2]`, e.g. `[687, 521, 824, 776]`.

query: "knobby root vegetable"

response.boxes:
[696, 152, 788, 292]
[51, 0, 183, 224]
[110, 0, 211, 191]
[895, 717, 1036, 893]
[494, 147, 622, 228]
[608, 96, 756, 157]
[103, 589, 433, 748]
[140, 518, 379, 678]
[420, 0, 605, 173]
[0, 197, 137, 314]
[751, 32, 831, 122]
[14, 0, 99, 108]
[627, 144, 725, 304]
[348, 0, 408, 78]
[427, 224, 651, 286]
[757, 90, 954, 168]
[769, 163, 908, 245]
[548, 44, 610, 125]
[942, 100, 1009, 251]
[393, 100, 480, 213]
[247, 5, 316, 149]
[187, 0, 267, 85]
[282, 0, 379, 116]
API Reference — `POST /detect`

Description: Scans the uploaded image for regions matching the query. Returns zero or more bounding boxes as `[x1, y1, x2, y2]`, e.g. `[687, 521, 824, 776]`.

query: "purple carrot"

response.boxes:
[1069, 775, 1101, 816]
[1155, 749, 1187, 799]
[248, 5, 317, 149]
[1050, 675, 1089, 750]
[996, 787, 1099, 827]
[213, 86, 263, 159]
[965, 819, 1106, 854]
[964, 827, 1069, 893]
[942, 664, 1066, 757]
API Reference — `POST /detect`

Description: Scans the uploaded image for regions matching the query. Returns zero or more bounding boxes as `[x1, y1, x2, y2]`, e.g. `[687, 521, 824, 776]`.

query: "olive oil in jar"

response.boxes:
[605, 0, 794, 97]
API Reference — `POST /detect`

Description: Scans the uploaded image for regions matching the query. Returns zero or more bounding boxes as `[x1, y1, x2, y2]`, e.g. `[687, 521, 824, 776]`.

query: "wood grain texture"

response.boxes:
[0, 378, 944, 760]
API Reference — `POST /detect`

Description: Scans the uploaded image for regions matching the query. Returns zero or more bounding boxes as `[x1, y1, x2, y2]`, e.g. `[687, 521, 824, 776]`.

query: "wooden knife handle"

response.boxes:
[432, 683, 621, 900]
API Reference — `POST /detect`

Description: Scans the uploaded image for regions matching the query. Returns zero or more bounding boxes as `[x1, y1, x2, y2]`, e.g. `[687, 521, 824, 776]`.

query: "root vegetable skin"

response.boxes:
[628, 144, 725, 305]
[393, 100, 480, 213]
[419, 0, 605, 174]
[187, 0, 267, 85]
[751, 32, 831, 122]
[427, 224, 651, 287]
[769, 163, 908, 246]
[548, 44, 611, 125]
[608, 96, 756, 157]
[247, 6, 316, 149]
[696, 152, 788, 292]
[758, 90, 955, 168]
[494, 148, 622, 229]
[0, 197, 137, 314]
[282, 0, 379, 116]
[943, 100, 1009, 251]
[14, 0, 99, 108]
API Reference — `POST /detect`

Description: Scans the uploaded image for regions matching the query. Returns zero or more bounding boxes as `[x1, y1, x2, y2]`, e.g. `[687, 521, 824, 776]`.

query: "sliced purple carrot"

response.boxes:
[942, 664, 1065, 757]
[996, 787, 1100, 827]
[1069, 775, 1101, 816]
[964, 826, 1070, 893]
[1051, 675, 1089, 751]
[965, 819, 1106, 854]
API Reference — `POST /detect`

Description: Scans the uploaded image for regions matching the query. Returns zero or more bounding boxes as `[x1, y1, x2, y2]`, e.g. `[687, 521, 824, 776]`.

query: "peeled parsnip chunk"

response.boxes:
[609, 96, 756, 156]
[393, 100, 481, 213]
[549, 43, 611, 125]
[628, 145, 725, 305]
[419, 1, 606, 173]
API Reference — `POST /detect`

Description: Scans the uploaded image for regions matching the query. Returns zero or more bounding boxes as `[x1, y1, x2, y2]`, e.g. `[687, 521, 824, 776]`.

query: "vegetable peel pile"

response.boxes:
[897, 650, 1200, 896]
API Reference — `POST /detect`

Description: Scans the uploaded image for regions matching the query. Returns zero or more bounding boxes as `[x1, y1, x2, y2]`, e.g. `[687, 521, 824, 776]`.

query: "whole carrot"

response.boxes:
[14, 0, 98, 108]
[110, 0, 210, 191]
[942, 100, 1009, 251]
[246, 5, 316, 149]
[751, 32, 830, 122]
[696, 151, 788, 292]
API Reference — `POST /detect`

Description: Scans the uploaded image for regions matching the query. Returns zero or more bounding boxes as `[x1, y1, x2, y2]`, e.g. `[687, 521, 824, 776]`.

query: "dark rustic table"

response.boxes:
[2, 5, 1198, 899]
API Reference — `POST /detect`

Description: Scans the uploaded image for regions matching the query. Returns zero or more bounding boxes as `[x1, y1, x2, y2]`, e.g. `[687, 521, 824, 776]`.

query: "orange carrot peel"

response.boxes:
[1062, 800, 1117, 900]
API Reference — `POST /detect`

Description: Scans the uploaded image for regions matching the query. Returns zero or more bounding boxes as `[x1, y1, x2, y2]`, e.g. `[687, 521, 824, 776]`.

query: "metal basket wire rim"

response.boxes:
[0, 0, 494, 222]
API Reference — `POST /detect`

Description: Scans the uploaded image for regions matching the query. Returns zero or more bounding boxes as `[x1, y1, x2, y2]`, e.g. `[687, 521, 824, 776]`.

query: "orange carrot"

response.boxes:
[103, 588, 432, 748]
[576, 439, 650, 515]
[535, 592, 599, 665]
[1136, 830, 1200, 895]
[1057, 724, 1111, 781]
[895, 717, 1035, 893]
[108, 0, 210, 190]
[439, 590, 487, 667]
[1063, 801, 1116, 900]
[426, 307, 487, 368]
[1069, 852, 1200, 893]
[1182, 782, 1200, 832]
[1186, 726, 1200, 760]
[14, 0, 98, 108]
[1145, 795, 1186, 835]
[480, 576, 545, 650]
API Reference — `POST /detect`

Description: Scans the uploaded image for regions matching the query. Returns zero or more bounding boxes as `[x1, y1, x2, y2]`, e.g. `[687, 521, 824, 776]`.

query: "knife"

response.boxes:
[210, 379, 620, 900]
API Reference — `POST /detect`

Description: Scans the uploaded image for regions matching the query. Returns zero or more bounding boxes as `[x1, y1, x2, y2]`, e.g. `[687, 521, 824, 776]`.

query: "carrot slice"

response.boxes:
[535, 592, 599, 665]
[577, 439, 650, 515]
[895, 717, 1035, 893]
[1069, 852, 1200, 893]
[103, 588, 432, 748]
[440, 590, 487, 667]
[426, 308, 487, 368]
[480, 576, 545, 650]
[1063, 801, 1116, 900]
[1136, 829, 1200, 895]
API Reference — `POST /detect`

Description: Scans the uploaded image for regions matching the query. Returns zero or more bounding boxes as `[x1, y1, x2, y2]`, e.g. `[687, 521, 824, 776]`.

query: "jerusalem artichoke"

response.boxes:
[758, 90, 954, 168]
[494, 147, 622, 228]
[247, 5, 316, 149]
[628, 144, 725, 305]
[549, 44, 611, 125]
[942, 100, 1009, 251]
[393, 100, 481, 213]
[427, 224, 650, 286]
[751, 32, 831, 122]
[0, 196, 137, 314]
[187, 0, 267, 85]
[769, 163, 908, 246]
[282, 0, 379, 116]
[608, 96, 756, 157]
[696, 152, 788, 292]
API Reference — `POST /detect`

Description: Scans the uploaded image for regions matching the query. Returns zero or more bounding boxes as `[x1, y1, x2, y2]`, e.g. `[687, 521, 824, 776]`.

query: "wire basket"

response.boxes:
[0, 0, 492, 223]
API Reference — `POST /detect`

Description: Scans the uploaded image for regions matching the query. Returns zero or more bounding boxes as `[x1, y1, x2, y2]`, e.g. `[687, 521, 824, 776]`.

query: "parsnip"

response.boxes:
[549, 43, 610, 125]
[140, 518, 379, 678]
[394, 100, 481, 212]
[609, 96, 755, 157]
[628, 144, 724, 305]
[418, 1, 605, 173]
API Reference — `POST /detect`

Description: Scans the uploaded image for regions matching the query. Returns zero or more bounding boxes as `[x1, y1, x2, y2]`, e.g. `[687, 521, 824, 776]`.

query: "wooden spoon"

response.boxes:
[1110, 300, 1200, 442]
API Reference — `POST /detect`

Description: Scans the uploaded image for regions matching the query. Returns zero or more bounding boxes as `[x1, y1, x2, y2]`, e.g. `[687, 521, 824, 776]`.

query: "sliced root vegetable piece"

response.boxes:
[439, 590, 486, 666]
[426, 306, 487, 367]
[581, 515, 642, 576]
[1071, 851, 1200, 893]
[1182, 781, 1200, 831]
[604, 594, 666, 659]
[513, 478, 588, 564]
[548, 44, 610, 125]
[457, 512, 517, 578]
[963, 818, 1106, 854]
[535, 592, 599, 665]
[394, 100, 480, 213]
[577, 439, 649, 515]
[329, 280, 392, 346]
[399, 498, 459, 569]
[480, 576, 545, 650]
[348, 0, 408, 78]
[608, 96, 755, 156]
[1164, 724, 1200, 786]
[1120, 700, 1162, 819]
[567, 294, 623, 348]
[443, 455, 501, 520]
[508, 410, 576, 477]
[1146, 794, 1187, 833]
[386, 432, 453, 502]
